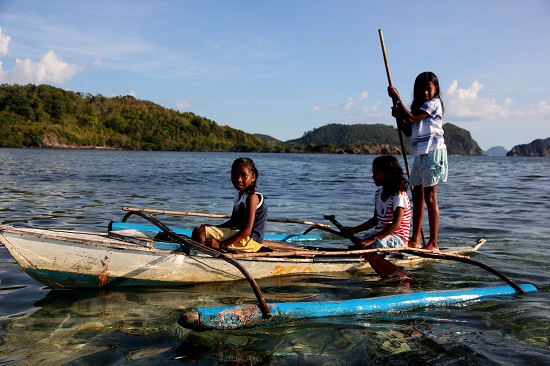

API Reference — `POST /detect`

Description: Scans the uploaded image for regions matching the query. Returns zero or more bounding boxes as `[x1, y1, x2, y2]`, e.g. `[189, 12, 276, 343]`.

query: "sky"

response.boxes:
[0, 1, 548, 151]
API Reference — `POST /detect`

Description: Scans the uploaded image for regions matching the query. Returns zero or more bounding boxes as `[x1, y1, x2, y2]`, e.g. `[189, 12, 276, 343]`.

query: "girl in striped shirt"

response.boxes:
[342, 155, 411, 249]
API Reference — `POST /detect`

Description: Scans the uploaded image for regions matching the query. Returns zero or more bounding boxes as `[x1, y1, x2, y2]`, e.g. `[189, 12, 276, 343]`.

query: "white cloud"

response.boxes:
[446, 80, 550, 122]
[442, 80, 550, 149]
[0, 50, 95, 85]
[0, 27, 11, 55]
[176, 99, 195, 111]
[446, 80, 482, 100]
[359, 100, 381, 114]
[310, 91, 384, 125]
[128, 90, 136, 97]
[339, 91, 368, 111]
[310, 105, 322, 114]
[445, 80, 511, 119]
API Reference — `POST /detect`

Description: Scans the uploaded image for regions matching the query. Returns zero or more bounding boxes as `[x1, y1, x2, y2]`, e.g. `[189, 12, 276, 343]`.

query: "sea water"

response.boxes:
[0, 149, 549, 365]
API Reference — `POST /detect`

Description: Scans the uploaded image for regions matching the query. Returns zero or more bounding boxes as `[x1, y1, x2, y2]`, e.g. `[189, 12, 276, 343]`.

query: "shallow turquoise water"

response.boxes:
[0, 149, 549, 365]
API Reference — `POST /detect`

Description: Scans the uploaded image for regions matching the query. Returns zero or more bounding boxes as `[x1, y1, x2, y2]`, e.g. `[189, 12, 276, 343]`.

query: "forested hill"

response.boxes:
[0, 84, 483, 155]
[0, 84, 271, 151]
[289, 123, 483, 156]
[288, 123, 405, 146]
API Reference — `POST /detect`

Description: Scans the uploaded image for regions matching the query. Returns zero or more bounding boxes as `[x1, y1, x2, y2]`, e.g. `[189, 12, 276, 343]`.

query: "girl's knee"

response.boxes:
[423, 186, 438, 201]
[192, 226, 205, 242]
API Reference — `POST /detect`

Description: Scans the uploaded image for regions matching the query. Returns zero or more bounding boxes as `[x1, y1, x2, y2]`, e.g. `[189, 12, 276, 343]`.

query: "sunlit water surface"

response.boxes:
[0, 149, 549, 365]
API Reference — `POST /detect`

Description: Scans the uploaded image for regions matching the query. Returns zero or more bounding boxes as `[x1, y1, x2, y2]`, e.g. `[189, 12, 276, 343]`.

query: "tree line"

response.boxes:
[0, 84, 483, 155]
[0, 84, 272, 151]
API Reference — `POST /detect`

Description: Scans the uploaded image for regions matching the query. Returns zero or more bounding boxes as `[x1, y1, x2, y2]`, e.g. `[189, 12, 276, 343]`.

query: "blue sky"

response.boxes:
[0, 1, 548, 150]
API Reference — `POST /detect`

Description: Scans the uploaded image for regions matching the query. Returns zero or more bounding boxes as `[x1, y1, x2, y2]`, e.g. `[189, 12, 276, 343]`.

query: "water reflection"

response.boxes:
[1, 268, 549, 365]
[1, 276, 409, 364]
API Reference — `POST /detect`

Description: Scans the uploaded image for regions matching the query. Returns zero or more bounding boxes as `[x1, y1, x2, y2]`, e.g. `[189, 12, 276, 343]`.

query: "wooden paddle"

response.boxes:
[322, 214, 410, 280]
[122, 206, 331, 229]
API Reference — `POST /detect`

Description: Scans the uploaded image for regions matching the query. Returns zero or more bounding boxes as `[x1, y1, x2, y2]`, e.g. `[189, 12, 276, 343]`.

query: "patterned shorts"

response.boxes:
[363, 233, 406, 249]
[409, 148, 448, 187]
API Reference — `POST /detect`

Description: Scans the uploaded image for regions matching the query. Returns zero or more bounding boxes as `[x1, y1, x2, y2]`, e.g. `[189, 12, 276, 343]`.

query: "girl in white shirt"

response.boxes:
[388, 71, 448, 251]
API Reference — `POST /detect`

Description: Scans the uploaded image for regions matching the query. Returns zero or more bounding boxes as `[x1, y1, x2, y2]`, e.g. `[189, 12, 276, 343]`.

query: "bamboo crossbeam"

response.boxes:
[122, 206, 331, 228]
[230, 246, 473, 259]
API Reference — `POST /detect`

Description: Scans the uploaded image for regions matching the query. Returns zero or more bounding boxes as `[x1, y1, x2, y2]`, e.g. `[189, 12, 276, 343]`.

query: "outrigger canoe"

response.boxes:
[0, 221, 485, 289]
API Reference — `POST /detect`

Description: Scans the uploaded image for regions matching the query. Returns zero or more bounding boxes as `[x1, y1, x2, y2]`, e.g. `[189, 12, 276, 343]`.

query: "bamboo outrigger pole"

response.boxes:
[378, 29, 426, 246]
[122, 206, 331, 229]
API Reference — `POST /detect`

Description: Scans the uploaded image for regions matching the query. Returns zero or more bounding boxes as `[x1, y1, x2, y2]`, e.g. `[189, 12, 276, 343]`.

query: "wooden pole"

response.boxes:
[231, 239, 525, 294]
[122, 206, 331, 228]
[378, 29, 411, 175]
[233, 239, 486, 259]
[378, 29, 426, 246]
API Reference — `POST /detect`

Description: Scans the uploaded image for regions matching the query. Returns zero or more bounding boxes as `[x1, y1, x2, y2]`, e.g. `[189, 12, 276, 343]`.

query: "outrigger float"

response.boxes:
[178, 284, 538, 331]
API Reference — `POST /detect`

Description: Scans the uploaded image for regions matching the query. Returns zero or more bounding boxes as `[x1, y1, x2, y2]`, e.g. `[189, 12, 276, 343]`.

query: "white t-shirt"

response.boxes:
[411, 97, 446, 156]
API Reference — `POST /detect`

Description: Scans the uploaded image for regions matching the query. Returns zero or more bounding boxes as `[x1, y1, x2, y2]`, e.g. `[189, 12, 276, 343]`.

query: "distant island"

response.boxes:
[0, 84, 546, 156]
[485, 146, 508, 157]
[272, 122, 483, 156]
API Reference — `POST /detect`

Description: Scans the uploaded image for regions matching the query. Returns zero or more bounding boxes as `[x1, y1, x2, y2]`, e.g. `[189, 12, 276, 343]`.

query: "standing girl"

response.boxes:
[342, 155, 411, 250]
[192, 157, 268, 253]
[388, 71, 447, 250]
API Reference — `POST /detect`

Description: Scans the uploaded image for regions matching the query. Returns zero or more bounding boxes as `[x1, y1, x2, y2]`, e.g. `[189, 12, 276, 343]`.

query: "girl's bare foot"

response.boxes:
[422, 242, 439, 251]
[407, 240, 422, 248]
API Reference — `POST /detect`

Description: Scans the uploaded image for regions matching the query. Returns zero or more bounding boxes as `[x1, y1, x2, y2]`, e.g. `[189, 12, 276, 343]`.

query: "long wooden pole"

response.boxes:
[378, 29, 426, 246]
[378, 29, 410, 175]
[231, 239, 524, 294]
[122, 206, 331, 229]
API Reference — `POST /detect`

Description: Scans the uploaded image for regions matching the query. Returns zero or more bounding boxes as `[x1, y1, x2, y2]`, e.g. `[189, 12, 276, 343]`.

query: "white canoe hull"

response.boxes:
[0, 225, 481, 288]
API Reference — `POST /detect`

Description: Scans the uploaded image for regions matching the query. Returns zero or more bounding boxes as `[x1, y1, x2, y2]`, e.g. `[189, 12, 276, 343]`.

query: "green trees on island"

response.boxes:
[287, 122, 483, 155]
[0, 84, 272, 152]
[0, 84, 483, 155]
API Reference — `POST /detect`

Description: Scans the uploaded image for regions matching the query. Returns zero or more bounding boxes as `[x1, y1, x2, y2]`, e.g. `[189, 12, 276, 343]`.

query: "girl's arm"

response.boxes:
[210, 193, 259, 249]
[341, 209, 377, 236]
[387, 86, 428, 124]
[359, 207, 404, 247]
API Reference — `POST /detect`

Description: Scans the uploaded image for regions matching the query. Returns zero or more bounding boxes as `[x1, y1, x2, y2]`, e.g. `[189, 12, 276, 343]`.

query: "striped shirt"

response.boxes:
[373, 187, 411, 244]
[412, 97, 446, 157]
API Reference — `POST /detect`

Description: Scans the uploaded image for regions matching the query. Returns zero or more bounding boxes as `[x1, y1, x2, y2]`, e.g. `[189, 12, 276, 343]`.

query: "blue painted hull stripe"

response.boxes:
[109, 221, 322, 242]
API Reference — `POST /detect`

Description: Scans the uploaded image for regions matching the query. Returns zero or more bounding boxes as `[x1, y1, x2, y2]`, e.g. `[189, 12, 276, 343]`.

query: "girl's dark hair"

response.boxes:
[410, 71, 444, 115]
[372, 155, 408, 196]
[232, 157, 258, 194]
